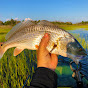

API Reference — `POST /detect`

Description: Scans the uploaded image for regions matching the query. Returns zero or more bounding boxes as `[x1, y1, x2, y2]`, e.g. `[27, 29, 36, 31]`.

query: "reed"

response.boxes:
[0, 25, 88, 87]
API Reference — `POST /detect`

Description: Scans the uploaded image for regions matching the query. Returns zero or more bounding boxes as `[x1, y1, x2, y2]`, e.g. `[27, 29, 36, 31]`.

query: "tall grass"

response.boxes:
[0, 48, 37, 88]
[0, 33, 37, 87]
[71, 33, 88, 50]
[0, 25, 12, 33]
[0, 25, 88, 87]
[58, 24, 88, 30]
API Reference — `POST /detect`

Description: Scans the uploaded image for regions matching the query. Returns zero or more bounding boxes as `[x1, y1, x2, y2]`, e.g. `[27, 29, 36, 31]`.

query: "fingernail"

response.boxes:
[44, 33, 48, 38]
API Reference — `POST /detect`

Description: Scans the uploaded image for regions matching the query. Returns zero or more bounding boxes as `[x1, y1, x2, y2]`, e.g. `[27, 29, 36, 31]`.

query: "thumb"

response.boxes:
[51, 54, 58, 68]
[39, 33, 50, 51]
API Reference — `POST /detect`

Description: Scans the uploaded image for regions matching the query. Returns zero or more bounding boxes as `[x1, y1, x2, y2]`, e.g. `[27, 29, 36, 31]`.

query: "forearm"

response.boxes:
[30, 67, 58, 88]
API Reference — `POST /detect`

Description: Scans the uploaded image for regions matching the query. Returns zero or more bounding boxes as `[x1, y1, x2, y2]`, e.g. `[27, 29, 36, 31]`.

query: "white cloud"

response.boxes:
[25, 18, 32, 21]
[14, 18, 19, 21]
[6, 19, 10, 21]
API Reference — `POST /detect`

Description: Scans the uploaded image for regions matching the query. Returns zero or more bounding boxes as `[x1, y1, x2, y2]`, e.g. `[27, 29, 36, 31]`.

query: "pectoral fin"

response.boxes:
[14, 47, 24, 56]
[35, 45, 39, 49]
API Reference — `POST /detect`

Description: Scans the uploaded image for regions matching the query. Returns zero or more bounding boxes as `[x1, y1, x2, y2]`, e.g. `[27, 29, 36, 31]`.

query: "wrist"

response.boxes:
[37, 65, 55, 71]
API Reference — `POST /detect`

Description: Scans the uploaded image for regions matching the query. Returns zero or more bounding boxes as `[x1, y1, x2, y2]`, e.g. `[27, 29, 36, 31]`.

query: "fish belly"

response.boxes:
[9, 31, 60, 54]
[25, 31, 59, 51]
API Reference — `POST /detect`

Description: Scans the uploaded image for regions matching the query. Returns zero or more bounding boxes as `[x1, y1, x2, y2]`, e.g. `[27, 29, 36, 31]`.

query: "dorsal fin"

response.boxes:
[37, 20, 54, 26]
[5, 20, 34, 40]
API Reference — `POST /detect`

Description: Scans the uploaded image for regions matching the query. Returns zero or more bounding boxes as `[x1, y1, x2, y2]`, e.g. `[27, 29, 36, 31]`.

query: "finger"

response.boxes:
[51, 54, 58, 66]
[39, 33, 50, 52]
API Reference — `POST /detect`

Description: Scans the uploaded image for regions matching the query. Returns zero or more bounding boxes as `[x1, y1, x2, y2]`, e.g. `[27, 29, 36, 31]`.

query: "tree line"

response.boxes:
[0, 19, 73, 26]
[0, 19, 21, 26]
[77, 21, 88, 24]
[51, 21, 72, 25]
[1, 19, 88, 26]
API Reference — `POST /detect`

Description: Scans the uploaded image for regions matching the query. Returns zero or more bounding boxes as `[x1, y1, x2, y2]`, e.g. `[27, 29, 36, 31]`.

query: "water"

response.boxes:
[56, 28, 88, 87]
[69, 28, 88, 52]
[69, 28, 88, 39]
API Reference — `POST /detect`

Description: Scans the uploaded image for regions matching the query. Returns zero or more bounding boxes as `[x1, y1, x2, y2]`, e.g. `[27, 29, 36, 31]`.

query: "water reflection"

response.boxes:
[69, 28, 88, 39]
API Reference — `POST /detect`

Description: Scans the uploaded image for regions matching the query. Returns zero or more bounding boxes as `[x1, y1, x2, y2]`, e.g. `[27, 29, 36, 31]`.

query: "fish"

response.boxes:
[0, 20, 87, 64]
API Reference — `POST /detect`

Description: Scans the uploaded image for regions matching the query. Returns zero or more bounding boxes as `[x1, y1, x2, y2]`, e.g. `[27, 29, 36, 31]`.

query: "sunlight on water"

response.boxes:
[69, 29, 88, 52]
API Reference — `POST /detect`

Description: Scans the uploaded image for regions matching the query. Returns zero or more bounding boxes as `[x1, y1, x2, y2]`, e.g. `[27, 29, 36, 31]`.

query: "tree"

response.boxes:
[4, 19, 20, 25]
[0, 21, 3, 25]
[16, 21, 21, 24]
[65, 22, 72, 25]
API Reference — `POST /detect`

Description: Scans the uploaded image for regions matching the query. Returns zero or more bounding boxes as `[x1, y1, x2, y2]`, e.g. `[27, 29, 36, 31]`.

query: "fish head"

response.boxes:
[66, 38, 87, 64]
[57, 37, 87, 64]
[67, 39, 87, 56]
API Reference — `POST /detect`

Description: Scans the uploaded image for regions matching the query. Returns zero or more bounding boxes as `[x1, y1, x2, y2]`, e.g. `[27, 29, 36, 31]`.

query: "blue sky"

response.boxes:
[0, 0, 88, 23]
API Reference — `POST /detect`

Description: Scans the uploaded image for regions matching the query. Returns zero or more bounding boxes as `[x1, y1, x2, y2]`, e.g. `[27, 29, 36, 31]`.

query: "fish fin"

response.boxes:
[35, 45, 39, 49]
[14, 47, 24, 56]
[37, 20, 54, 26]
[5, 20, 34, 40]
[0, 42, 5, 59]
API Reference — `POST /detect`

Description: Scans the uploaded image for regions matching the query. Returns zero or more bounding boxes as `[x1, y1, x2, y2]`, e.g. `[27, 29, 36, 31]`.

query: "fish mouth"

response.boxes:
[75, 55, 86, 60]
[67, 53, 86, 59]
[67, 53, 87, 64]
[67, 40, 87, 56]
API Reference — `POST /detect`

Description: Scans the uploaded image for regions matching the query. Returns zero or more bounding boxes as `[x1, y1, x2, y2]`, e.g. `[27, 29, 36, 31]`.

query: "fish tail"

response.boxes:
[0, 42, 5, 59]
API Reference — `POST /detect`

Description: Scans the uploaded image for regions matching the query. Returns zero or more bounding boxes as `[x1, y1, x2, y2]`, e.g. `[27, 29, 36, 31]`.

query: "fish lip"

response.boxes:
[75, 55, 86, 60]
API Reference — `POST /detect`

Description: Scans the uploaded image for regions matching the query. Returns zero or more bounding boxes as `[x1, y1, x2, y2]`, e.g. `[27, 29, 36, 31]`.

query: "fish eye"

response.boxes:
[1, 44, 3, 46]
[54, 44, 57, 47]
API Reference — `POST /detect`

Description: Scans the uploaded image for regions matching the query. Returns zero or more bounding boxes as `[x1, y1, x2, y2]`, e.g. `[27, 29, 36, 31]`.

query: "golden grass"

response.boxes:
[0, 25, 12, 33]
[57, 24, 88, 30]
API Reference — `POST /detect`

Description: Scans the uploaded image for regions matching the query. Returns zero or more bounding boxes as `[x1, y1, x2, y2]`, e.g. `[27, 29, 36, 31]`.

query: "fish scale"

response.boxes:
[0, 20, 87, 64]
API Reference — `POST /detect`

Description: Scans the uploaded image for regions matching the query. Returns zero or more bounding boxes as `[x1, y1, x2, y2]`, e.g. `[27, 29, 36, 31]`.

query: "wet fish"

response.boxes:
[0, 20, 87, 64]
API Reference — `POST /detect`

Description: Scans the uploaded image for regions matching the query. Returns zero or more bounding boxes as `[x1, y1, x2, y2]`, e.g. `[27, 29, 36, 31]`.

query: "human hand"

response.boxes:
[37, 33, 58, 71]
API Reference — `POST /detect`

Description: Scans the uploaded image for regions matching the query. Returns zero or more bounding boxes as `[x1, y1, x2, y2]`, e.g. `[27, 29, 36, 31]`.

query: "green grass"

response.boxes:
[0, 25, 88, 88]
[71, 33, 88, 49]
[57, 24, 88, 30]
[0, 34, 6, 42]
[0, 48, 37, 88]
[0, 25, 12, 33]
[55, 66, 73, 75]
[0, 25, 37, 87]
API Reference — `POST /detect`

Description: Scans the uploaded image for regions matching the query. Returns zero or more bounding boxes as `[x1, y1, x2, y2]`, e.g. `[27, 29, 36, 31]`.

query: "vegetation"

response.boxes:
[78, 21, 88, 24]
[0, 19, 88, 87]
[58, 24, 88, 30]
[0, 19, 20, 26]
[51, 21, 72, 25]
[51, 21, 88, 30]
[1, 19, 88, 30]
[0, 21, 3, 25]
[0, 25, 37, 87]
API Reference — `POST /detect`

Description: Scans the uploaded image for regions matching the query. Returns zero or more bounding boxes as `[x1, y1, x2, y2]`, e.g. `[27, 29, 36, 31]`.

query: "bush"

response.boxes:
[0, 21, 3, 25]
[4, 19, 21, 26]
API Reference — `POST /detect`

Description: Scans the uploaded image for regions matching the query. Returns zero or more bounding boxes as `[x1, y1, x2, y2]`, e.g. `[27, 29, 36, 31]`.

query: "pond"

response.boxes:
[69, 28, 88, 39]
[69, 28, 88, 53]
[56, 28, 88, 88]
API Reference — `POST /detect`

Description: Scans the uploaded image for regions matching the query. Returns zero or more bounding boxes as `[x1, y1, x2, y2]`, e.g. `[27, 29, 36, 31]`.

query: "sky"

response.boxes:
[0, 0, 88, 23]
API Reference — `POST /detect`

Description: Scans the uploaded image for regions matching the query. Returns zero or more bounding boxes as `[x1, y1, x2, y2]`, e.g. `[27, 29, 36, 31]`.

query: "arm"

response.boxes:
[30, 33, 58, 88]
[30, 67, 57, 88]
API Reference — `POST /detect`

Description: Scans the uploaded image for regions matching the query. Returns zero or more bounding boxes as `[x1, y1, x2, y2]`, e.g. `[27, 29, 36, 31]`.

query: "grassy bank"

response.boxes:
[0, 25, 12, 33]
[58, 24, 88, 30]
[0, 24, 88, 34]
